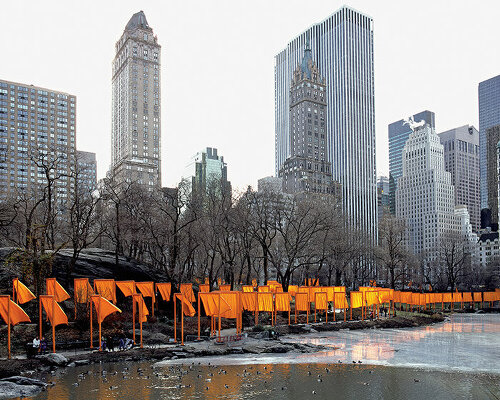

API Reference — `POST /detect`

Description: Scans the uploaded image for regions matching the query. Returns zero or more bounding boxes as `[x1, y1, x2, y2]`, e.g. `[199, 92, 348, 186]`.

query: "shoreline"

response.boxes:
[0, 313, 444, 378]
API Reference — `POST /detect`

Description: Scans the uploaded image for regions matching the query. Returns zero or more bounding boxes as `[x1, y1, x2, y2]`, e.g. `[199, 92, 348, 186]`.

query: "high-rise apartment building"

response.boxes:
[486, 125, 500, 224]
[396, 124, 458, 263]
[388, 111, 435, 214]
[275, 6, 377, 242]
[279, 42, 337, 196]
[0, 79, 76, 201]
[479, 75, 500, 210]
[438, 125, 480, 231]
[184, 147, 231, 200]
[110, 11, 161, 188]
[77, 150, 97, 193]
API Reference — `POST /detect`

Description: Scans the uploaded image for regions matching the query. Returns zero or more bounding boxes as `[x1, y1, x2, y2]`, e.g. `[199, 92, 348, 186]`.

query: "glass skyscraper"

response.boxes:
[388, 110, 435, 214]
[479, 75, 500, 210]
[275, 6, 377, 242]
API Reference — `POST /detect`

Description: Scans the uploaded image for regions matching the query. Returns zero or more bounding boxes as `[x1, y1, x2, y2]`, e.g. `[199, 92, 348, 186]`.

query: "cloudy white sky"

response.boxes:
[2, 1, 499, 190]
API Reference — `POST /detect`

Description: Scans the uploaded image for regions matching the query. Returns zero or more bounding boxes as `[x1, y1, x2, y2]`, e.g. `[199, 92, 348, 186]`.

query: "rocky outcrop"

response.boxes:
[0, 247, 168, 294]
[0, 376, 46, 399]
[36, 353, 68, 366]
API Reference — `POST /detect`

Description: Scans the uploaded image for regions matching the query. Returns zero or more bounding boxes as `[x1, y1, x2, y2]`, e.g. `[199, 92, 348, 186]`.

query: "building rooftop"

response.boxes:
[479, 231, 499, 243]
[125, 11, 152, 32]
[300, 37, 313, 80]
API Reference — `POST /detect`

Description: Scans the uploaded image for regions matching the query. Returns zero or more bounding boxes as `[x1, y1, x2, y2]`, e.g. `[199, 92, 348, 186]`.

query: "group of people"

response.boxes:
[32, 337, 47, 353]
[99, 335, 134, 352]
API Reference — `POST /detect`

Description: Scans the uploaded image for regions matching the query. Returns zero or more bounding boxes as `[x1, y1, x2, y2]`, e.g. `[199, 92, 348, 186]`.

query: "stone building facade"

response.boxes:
[438, 125, 480, 231]
[279, 42, 339, 197]
[110, 11, 161, 189]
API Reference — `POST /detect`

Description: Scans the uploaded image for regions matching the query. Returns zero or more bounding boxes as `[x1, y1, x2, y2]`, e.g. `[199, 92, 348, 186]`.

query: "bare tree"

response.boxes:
[438, 231, 471, 292]
[63, 156, 104, 278]
[376, 214, 409, 288]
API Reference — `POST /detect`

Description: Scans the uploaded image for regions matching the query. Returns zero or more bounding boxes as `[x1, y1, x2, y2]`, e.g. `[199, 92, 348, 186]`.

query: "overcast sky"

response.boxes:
[2, 1, 499, 190]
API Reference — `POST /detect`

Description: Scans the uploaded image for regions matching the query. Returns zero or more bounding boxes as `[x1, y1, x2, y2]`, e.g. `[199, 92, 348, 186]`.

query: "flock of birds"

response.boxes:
[58, 358, 404, 396]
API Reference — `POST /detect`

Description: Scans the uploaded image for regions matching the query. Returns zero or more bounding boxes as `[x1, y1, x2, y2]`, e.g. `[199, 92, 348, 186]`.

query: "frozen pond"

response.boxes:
[158, 314, 500, 374]
[30, 314, 500, 400]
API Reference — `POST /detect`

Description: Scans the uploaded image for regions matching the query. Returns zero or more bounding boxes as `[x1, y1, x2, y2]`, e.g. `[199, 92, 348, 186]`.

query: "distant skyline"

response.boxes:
[2, 1, 500, 190]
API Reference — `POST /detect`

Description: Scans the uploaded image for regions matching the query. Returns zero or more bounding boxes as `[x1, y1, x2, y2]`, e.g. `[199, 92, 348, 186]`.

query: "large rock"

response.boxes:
[36, 353, 68, 366]
[149, 333, 168, 344]
[0, 376, 46, 387]
[0, 377, 46, 399]
[0, 247, 169, 294]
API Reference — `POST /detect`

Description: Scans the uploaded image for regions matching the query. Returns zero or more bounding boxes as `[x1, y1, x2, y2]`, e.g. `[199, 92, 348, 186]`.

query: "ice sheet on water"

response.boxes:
[157, 314, 500, 374]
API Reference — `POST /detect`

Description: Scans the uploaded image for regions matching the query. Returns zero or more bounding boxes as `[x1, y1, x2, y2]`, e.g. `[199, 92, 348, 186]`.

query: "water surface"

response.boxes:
[29, 314, 500, 400]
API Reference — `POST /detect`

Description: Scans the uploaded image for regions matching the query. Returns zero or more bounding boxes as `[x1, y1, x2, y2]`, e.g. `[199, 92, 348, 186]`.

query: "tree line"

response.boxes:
[0, 151, 497, 294]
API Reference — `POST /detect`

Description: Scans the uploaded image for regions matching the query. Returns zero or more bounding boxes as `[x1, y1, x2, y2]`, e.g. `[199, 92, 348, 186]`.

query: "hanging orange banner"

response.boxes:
[241, 292, 257, 311]
[219, 292, 240, 319]
[180, 295, 196, 316]
[275, 293, 291, 312]
[462, 292, 473, 302]
[287, 285, 298, 296]
[94, 279, 116, 303]
[452, 292, 462, 303]
[46, 278, 70, 302]
[378, 289, 392, 303]
[258, 286, 270, 293]
[366, 291, 380, 306]
[116, 281, 136, 297]
[242, 285, 254, 293]
[219, 284, 231, 292]
[483, 292, 499, 302]
[297, 286, 310, 302]
[92, 295, 122, 324]
[12, 279, 36, 304]
[200, 292, 231, 316]
[401, 292, 412, 304]
[473, 292, 482, 302]
[315, 292, 328, 310]
[295, 292, 309, 311]
[179, 283, 196, 303]
[257, 292, 274, 312]
[334, 292, 348, 309]
[136, 282, 154, 298]
[132, 294, 149, 322]
[199, 284, 210, 293]
[350, 292, 363, 309]
[0, 296, 31, 326]
[156, 283, 172, 301]
[74, 278, 94, 303]
[40, 296, 68, 327]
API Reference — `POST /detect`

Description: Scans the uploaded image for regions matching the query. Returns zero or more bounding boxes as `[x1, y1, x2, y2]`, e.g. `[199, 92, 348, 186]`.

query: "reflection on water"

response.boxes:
[30, 314, 500, 400]
[279, 314, 500, 373]
[31, 362, 500, 400]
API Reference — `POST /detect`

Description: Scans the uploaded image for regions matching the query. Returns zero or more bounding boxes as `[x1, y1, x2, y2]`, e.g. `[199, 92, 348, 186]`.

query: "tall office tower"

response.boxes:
[184, 147, 231, 200]
[76, 150, 97, 193]
[388, 111, 435, 214]
[275, 6, 377, 241]
[279, 42, 337, 195]
[0, 79, 76, 201]
[110, 11, 161, 188]
[377, 176, 390, 222]
[486, 125, 500, 224]
[479, 75, 500, 210]
[438, 125, 480, 232]
[396, 124, 458, 265]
